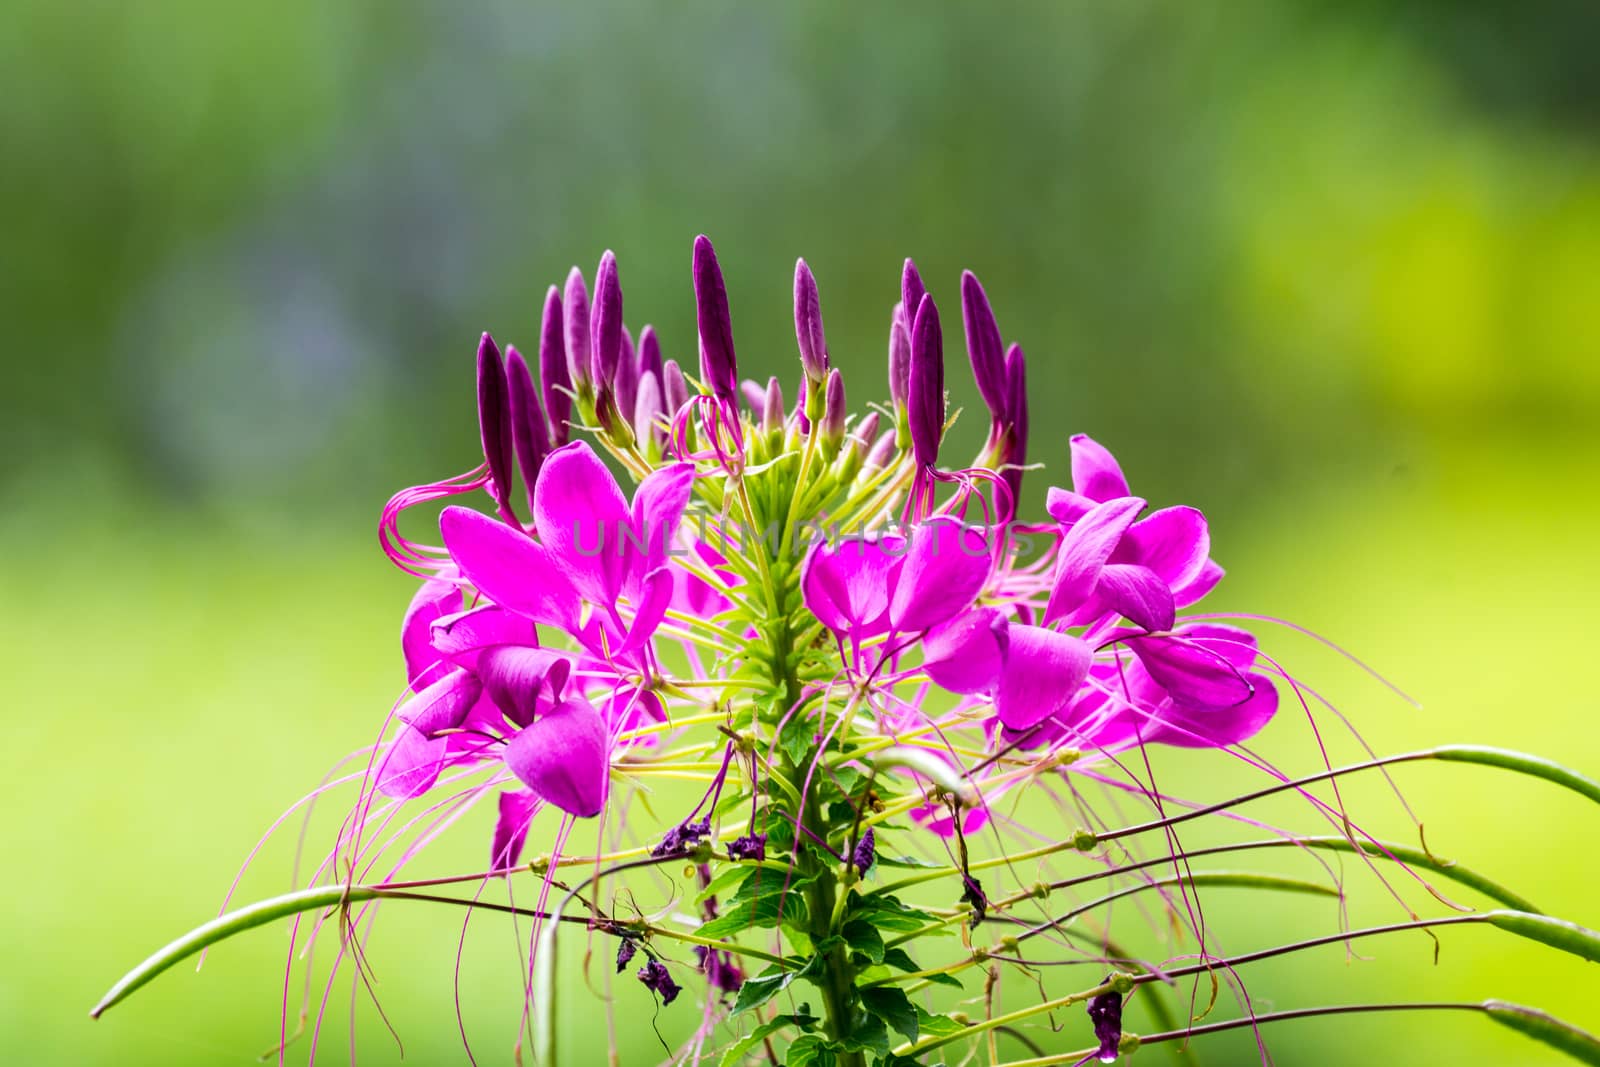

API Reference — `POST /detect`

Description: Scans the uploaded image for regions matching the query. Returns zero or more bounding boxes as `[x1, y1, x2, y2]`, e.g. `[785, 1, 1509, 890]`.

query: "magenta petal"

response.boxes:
[1070, 435, 1131, 502]
[628, 462, 696, 578]
[889, 517, 990, 633]
[1045, 496, 1146, 624]
[800, 535, 901, 637]
[491, 789, 541, 867]
[1120, 506, 1210, 593]
[430, 604, 540, 670]
[440, 506, 580, 629]
[923, 607, 1007, 694]
[504, 698, 609, 818]
[1176, 558, 1225, 605]
[1153, 672, 1279, 749]
[1044, 487, 1098, 526]
[533, 441, 631, 602]
[615, 567, 673, 658]
[377, 725, 448, 799]
[478, 646, 572, 728]
[1125, 634, 1254, 709]
[995, 624, 1092, 731]
[1095, 564, 1176, 632]
[400, 668, 484, 736]
[402, 576, 463, 687]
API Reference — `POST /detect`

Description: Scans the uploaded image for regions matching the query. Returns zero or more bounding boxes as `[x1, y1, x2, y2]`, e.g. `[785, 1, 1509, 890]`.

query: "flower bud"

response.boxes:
[589, 250, 623, 387]
[864, 428, 897, 471]
[1002, 342, 1029, 504]
[662, 358, 689, 417]
[909, 293, 945, 468]
[562, 267, 591, 390]
[887, 305, 911, 411]
[613, 325, 639, 426]
[538, 285, 571, 447]
[852, 411, 881, 450]
[633, 369, 663, 448]
[636, 324, 663, 383]
[961, 270, 1007, 421]
[740, 379, 766, 414]
[761, 376, 785, 435]
[475, 332, 516, 521]
[505, 345, 550, 511]
[901, 257, 926, 332]
[793, 258, 829, 385]
[820, 367, 846, 448]
[692, 234, 738, 404]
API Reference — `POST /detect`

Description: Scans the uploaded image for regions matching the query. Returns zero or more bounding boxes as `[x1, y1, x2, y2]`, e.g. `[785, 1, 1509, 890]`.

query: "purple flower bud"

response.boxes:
[475, 332, 516, 521]
[793, 258, 829, 384]
[740, 378, 767, 414]
[792, 378, 811, 434]
[1003, 343, 1029, 503]
[887, 307, 911, 410]
[762, 376, 785, 434]
[636, 959, 681, 1005]
[662, 359, 689, 418]
[614, 326, 639, 424]
[589, 250, 623, 387]
[615, 938, 637, 974]
[961, 270, 1007, 420]
[505, 346, 550, 511]
[692, 235, 738, 404]
[901, 258, 926, 331]
[864, 429, 897, 471]
[1087, 984, 1124, 1063]
[852, 828, 876, 876]
[562, 267, 590, 389]
[727, 833, 767, 862]
[820, 368, 846, 445]
[633, 369, 663, 445]
[538, 286, 572, 447]
[908, 293, 945, 468]
[637, 324, 663, 383]
[852, 411, 881, 450]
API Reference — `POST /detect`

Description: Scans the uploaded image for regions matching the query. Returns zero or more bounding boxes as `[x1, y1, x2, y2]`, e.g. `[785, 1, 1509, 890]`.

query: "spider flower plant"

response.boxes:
[94, 237, 1600, 1067]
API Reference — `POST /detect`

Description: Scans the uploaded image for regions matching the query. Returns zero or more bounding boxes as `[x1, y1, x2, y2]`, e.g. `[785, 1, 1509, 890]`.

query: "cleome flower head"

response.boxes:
[98, 235, 1600, 1067]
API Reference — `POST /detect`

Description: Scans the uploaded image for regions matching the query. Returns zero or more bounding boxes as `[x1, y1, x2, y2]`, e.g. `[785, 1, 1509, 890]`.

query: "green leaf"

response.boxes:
[842, 1011, 889, 1058]
[849, 894, 943, 932]
[700, 869, 812, 938]
[842, 919, 886, 965]
[860, 986, 919, 1044]
[912, 1008, 967, 1039]
[697, 865, 755, 904]
[874, 854, 945, 870]
[881, 946, 918, 972]
[786, 1033, 837, 1067]
[732, 966, 798, 1016]
[780, 713, 814, 765]
[717, 1012, 818, 1067]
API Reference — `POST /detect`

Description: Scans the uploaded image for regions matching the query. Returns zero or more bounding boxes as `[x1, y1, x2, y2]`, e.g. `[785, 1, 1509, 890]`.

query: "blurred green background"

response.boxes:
[5, 1, 1598, 1064]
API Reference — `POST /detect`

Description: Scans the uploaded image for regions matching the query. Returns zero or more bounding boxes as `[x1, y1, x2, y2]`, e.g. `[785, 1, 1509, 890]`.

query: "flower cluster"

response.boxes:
[94, 236, 1600, 1067]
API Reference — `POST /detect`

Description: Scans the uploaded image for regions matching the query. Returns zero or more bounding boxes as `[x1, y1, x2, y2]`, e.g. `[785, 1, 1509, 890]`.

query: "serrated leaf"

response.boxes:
[860, 986, 919, 1044]
[702, 869, 812, 937]
[731, 967, 796, 1016]
[779, 713, 815, 765]
[849, 894, 941, 932]
[842, 919, 886, 964]
[697, 865, 754, 904]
